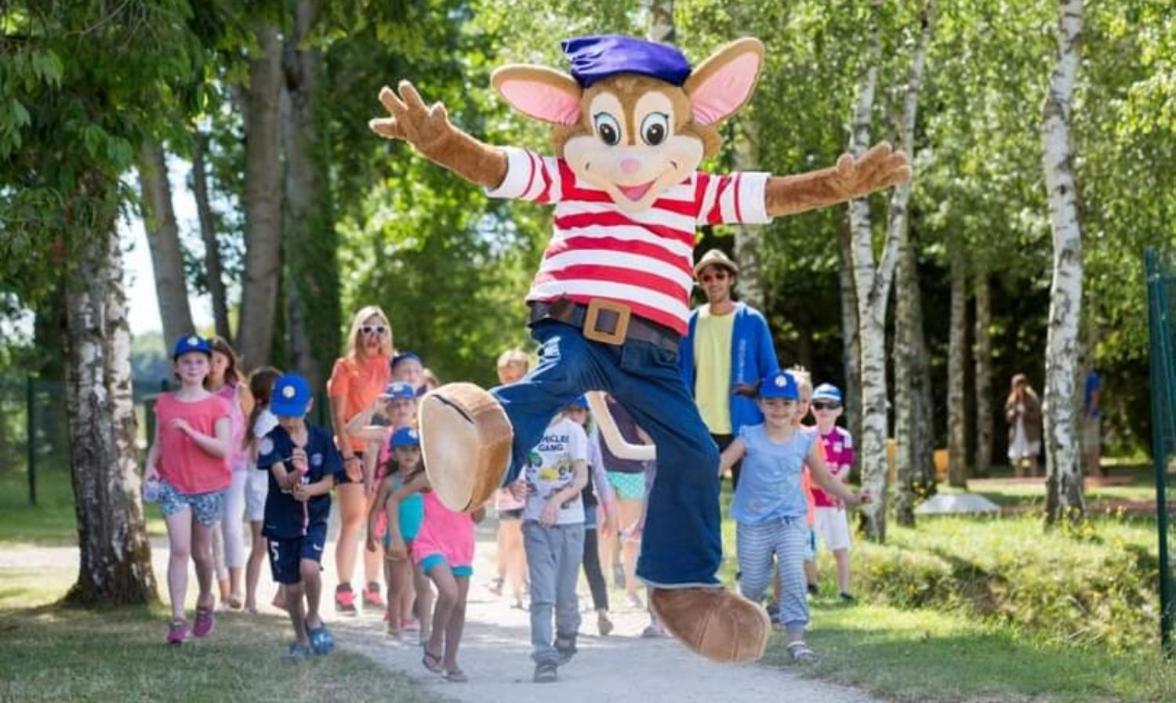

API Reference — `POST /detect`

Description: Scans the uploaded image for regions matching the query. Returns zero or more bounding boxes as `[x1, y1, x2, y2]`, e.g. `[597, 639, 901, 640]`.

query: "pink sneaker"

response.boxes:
[166, 619, 190, 645]
[193, 605, 215, 638]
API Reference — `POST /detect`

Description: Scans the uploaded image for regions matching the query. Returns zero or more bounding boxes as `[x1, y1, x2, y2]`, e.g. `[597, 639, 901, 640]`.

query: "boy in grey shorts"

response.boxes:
[522, 401, 589, 683]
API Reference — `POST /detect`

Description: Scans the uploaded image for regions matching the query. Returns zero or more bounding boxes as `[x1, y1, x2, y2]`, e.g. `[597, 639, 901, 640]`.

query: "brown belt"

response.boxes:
[528, 298, 681, 354]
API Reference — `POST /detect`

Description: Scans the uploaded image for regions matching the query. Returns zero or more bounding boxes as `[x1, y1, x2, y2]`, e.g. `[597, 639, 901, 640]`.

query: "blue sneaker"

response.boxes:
[307, 624, 335, 655]
[287, 642, 311, 661]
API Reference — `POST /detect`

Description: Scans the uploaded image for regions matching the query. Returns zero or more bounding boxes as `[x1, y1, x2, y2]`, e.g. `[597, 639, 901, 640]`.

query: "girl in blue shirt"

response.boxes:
[718, 370, 866, 663]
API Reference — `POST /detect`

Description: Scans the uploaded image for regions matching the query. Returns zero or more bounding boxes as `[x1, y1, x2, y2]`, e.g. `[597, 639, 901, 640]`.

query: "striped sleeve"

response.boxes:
[695, 171, 771, 225]
[483, 146, 563, 203]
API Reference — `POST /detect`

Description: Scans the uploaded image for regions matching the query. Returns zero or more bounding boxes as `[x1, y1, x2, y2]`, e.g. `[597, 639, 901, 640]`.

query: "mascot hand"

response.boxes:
[369, 81, 453, 157]
[831, 142, 912, 199]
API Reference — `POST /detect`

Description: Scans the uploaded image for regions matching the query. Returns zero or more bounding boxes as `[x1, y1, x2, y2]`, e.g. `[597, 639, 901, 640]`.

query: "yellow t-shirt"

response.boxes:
[693, 307, 736, 434]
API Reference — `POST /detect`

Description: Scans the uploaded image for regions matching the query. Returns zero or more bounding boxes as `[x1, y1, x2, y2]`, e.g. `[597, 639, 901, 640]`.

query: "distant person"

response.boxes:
[391, 351, 426, 394]
[490, 349, 530, 610]
[597, 395, 649, 610]
[327, 306, 393, 614]
[242, 366, 281, 614]
[566, 395, 616, 636]
[257, 374, 341, 660]
[680, 249, 779, 490]
[422, 368, 441, 392]
[144, 335, 232, 645]
[1083, 369, 1102, 477]
[719, 370, 866, 663]
[809, 383, 856, 601]
[1005, 373, 1042, 478]
[205, 336, 248, 610]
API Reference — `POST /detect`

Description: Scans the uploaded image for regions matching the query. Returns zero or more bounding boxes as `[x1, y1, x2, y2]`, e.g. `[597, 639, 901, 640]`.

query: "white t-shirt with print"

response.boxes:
[522, 417, 588, 525]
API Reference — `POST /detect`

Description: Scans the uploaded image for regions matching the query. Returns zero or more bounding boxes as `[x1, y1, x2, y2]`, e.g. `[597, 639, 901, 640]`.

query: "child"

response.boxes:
[564, 396, 616, 636]
[522, 404, 589, 683]
[790, 368, 821, 596]
[367, 426, 431, 641]
[810, 383, 856, 601]
[390, 351, 426, 395]
[257, 374, 343, 660]
[719, 370, 866, 663]
[242, 366, 281, 614]
[144, 335, 232, 645]
[395, 455, 480, 682]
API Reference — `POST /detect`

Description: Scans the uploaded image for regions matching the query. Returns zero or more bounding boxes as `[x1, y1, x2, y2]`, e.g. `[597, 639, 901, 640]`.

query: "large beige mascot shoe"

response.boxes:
[649, 587, 771, 663]
[418, 383, 514, 512]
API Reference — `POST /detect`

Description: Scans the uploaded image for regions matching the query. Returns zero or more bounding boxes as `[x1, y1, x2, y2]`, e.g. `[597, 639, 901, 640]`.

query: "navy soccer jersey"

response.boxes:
[257, 422, 343, 539]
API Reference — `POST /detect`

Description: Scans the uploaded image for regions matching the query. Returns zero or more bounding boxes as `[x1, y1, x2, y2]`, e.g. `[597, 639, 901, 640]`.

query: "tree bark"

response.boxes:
[647, 0, 675, 43]
[848, 0, 897, 541]
[890, 0, 935, 525]
[947, 232, 969, 488]
[236, 23, 284, 371]
[282, 0, 339, 389]
[973, 266, 994, 475]
[63, 173, 156, 606]
[137, 139, 194, 345]
[190, 130, 231, 341]
[1042, 0, 1086, 524]
[837, 223, 863, 445]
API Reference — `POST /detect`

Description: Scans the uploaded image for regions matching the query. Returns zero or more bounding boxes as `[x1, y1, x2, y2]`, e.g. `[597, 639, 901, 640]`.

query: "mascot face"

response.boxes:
[491, 35, 764, 213]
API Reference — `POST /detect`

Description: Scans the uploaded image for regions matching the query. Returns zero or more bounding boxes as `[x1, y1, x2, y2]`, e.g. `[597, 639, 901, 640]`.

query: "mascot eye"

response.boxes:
[640, 113, 669, 146]
[593, 112, 621, 146]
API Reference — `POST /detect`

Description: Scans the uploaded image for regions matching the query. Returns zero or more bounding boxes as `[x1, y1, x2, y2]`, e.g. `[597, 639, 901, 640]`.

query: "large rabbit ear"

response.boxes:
[491, 65, 582, 125]
[684, 37, 764, 126]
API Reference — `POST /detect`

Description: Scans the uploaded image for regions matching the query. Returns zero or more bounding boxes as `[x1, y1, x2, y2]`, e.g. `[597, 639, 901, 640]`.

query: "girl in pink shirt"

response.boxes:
[145, 335, 232, 645]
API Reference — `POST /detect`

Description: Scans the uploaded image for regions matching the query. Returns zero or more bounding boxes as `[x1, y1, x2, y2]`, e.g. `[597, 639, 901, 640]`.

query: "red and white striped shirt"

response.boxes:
[486, 147, 772, 336]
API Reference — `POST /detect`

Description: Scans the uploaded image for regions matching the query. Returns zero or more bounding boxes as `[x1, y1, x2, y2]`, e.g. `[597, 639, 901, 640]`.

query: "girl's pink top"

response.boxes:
[155, 393, 232, 495]
[214, 383, 247, 471]
[412, 490, 475, 569]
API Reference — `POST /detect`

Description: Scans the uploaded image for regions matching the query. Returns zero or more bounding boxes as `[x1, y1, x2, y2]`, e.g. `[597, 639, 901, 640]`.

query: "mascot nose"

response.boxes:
[619, 157, 641, 174]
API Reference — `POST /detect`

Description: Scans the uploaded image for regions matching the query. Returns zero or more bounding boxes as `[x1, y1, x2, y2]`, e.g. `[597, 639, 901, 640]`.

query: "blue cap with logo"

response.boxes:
[270, 374, 312, 417]
[812, 383, 843, 404]
[172, 334, 212, 360]
[390, 426, 420, 448]
[381, 381, 417, 401]
[759, 370, 799, 400]
[567, 395, 589, 410]
[562, 35, 692, 89]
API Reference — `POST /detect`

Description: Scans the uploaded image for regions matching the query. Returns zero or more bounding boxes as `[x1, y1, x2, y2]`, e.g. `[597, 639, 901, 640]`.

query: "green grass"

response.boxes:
[770, 601, 1176, 703]
[0, 609, 442, 703]
[0, 471, 164, 547]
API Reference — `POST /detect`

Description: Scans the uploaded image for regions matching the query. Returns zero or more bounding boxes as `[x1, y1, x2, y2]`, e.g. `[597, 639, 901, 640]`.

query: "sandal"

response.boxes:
[422, 648, 444, 674]
[787, 641, 819, 663]
[444, 669, 468, 683]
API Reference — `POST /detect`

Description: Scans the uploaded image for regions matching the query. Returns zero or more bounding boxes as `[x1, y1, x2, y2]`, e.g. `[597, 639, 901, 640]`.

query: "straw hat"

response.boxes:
[692, 249, 740, 279]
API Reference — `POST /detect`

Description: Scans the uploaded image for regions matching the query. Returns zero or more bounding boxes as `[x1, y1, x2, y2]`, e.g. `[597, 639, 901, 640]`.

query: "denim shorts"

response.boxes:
[158, 480, 225, 526]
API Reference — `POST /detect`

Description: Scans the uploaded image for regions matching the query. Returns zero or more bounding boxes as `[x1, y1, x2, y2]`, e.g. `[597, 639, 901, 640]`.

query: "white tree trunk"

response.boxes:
[237, 23, 284, 370]
[837, 225, 863, 445]
[647, 0, 675, 44]
[190, 130, 232, 341]
[848, 0, 897, 540]
[973, 267, 994, 474]
[138, 139, 194, 345]
[947, 233, 968, 488]
[64, 175, 156, 605]
[1042, 0, 1086, 523]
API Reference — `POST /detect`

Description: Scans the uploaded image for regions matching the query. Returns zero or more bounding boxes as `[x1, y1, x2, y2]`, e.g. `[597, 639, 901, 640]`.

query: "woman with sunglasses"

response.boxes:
[327, 305, 394, 614]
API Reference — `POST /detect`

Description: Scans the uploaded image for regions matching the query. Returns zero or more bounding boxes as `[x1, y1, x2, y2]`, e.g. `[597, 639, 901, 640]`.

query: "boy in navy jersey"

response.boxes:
[258, 374, 344, 660]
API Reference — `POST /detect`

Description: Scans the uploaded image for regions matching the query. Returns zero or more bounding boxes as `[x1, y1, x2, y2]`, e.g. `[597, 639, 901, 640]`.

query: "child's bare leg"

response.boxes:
[833, 549, 851, 594]
[443, 576, 470, 671]
[395, 559, 415, 624]
[301, 560, 323, 629]
[427, 565, 458, 659]
[245, 521, 266, 611]
[286, 581, 309, 644]
[413, 563, 434, 641]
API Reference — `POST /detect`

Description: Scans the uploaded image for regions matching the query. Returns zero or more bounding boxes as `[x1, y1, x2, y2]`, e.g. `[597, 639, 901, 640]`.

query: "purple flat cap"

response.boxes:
[561, 35, 691, 88]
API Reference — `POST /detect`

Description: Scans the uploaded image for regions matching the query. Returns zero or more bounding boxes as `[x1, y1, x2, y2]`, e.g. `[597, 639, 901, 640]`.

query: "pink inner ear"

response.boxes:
[498, 79, 580, 126]
[690, 52, 761, 125]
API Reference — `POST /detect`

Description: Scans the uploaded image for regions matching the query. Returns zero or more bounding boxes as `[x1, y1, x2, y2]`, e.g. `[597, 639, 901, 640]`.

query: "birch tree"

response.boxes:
[138, 139, 195, 345]
[973, 266, 994, 474]
[946, 231, 968, 488]
[1041, 0, 1087, 523]
[190, 130, 232, 341]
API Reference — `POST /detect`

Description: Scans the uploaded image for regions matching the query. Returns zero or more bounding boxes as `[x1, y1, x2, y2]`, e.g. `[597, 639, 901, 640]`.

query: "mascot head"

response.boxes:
[491, 35, 764, 213]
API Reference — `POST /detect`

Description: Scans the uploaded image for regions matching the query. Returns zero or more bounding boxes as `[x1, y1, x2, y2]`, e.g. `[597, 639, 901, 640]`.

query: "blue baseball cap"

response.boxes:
[759, 370, 798, 400]
[391, 351, 421, 369]
[390, 426, 420, 448]
[567, 395, 589, 410]
[381, 381, 416, 400]
[270, 374, 312, 417]
[562, 35, 692, 89]
[812, 383, 843, 404]
[172, 334, 212, 360]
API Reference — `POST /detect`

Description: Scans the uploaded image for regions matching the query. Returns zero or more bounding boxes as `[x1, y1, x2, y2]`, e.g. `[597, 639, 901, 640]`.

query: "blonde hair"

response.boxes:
[496, 348, 529, 371]
[346, 305, 394, 360]
[788, 366, 813, 399]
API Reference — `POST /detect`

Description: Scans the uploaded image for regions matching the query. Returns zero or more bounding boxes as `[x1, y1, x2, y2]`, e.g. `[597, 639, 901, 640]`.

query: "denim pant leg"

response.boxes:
[523, 521, 559, 664]
[607, 342, 722, 588]
[555, 524, 585, 646]
[491, 321, 603, 484]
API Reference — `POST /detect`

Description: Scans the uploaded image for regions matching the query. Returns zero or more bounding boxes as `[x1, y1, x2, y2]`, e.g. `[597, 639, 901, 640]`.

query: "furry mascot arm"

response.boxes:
[369, 81, 508, 190]
[764, 143, 910, 217]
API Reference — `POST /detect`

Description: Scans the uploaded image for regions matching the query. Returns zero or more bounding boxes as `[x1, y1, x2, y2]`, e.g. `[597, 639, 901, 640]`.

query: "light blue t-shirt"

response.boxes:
[730, 424, 817, 524]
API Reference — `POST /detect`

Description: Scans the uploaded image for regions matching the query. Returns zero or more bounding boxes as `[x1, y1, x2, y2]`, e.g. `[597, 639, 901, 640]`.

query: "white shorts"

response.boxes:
[814, 507, 852, 552]
[245, 467, 269, 522]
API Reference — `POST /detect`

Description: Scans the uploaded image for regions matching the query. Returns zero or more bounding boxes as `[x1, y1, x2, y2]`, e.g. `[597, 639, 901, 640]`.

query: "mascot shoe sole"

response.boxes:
[419, 383, 513, 512]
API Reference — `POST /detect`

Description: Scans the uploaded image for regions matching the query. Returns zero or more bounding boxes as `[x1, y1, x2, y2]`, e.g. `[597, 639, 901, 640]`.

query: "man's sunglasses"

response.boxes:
[699, 271, 730, 283]
[360, 325, 387, 336]
[811, 401, 842, 411]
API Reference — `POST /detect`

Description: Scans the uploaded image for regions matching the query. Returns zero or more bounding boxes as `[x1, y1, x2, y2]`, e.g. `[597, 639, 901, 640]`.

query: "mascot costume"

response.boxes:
[369, 34, 909, 663]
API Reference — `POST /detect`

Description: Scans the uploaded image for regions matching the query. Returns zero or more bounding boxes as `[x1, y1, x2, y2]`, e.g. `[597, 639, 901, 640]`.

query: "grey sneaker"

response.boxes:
[533, 661, 559, 683]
